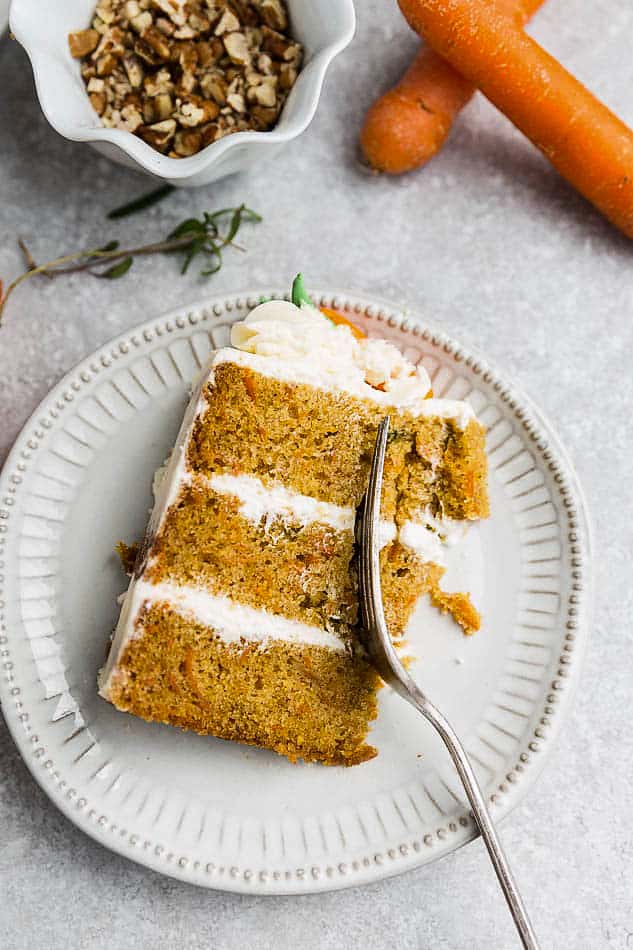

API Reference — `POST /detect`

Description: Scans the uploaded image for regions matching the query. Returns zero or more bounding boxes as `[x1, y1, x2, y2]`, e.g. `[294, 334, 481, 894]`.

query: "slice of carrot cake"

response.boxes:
[99, 277, 488, 765]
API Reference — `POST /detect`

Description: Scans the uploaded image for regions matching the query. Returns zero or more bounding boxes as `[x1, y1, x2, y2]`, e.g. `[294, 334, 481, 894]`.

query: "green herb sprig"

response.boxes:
[0, 204, 261, 326]
[107, 184, 176, 220]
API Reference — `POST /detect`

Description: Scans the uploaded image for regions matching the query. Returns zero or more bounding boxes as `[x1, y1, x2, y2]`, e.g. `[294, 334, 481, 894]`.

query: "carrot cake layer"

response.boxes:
[146, 475, 359, 639]
[188, 358, 488, 518]
[100, 282, 489, 765]
[107, 600, 380, 766]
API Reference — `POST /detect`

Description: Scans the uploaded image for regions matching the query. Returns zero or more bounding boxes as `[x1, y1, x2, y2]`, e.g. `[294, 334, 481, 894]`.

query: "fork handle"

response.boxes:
[360, 416, 538, 947]
[403, 685, 540, 950]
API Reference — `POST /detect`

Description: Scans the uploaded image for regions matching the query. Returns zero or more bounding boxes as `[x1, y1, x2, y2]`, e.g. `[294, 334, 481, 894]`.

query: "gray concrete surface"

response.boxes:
[1, 2, 632, 947]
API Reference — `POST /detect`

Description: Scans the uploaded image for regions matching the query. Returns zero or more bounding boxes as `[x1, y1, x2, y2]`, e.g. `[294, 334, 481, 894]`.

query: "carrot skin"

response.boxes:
[510, 0, 546, 22]
[361, 53, 473, 174]
[360, 0, 545, 175]
[399, 0, 633, 237]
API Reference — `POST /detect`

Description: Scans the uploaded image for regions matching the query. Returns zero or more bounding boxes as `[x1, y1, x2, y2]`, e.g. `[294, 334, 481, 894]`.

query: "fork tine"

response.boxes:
[357, 499, 368, 631]
[361, 417, 390, 646]
[368, 417, 389, 615]
[357, 498, 372, 633]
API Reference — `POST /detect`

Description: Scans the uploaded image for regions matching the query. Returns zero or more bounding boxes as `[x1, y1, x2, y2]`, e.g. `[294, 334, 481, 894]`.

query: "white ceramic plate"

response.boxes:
[0, 291, 591, 894]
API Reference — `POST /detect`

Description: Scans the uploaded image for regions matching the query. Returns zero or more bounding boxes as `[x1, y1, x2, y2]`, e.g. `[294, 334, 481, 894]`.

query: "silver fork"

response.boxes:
[357, 416, 539, 950]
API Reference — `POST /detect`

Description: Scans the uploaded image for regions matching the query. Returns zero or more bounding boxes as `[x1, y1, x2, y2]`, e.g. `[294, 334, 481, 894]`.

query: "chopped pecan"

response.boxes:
[156, 17, 176, 36]
[89, 91, 107, 115]
[123, 53, 145, 88]
[257, 52, 273, 74]
[95, 2, 116, 26]
[278, 62, 296, 91]
[139, 118, 177, 150]
[180, 96, 220, 125]
[189, 12, 211, 33]
[120, 103, 145, 132]
[141, 24, 172, 60]
[178, 41, 198, 72]
[223, 32, 251, 66]
[197, 37, 223, 67]
[72, 0, 302, 156]
[226, 91, 246, 113]
[143, 67, 175, 96]
[261, 25, 299, 61]
[130, 11, 153, 33]
[134, 37, 166, 66]
[258, 0, 287, 31]
[154, 92, 174, 119]
[151, 0, 187, 27]
[214, 9, 240, 35]
[199, 71, 228, 104]
[252, 76, 276, 106]
[200, 121, 221, 147]
[250, 104, 277, 129]
[68, 29, 100, 58]
[174, 128, 203, 155]
[96, 53, 119, 76]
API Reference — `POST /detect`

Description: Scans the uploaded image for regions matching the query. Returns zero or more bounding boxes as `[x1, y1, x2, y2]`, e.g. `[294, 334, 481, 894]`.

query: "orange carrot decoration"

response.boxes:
[398, 0, 633, 238]
[360, 0, 544, 175]
[320, 306, 366, 340]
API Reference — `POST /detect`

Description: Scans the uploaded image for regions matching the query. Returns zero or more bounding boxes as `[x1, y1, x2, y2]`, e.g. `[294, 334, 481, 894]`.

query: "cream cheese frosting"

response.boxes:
[207, 471, 354, 532]
[99, 577, 348, 696]
[215, 346, 475, 425]
[203, 470, 449, 564]
[135, 580, 347, 652]
[226, 299, 444, 415]
[222, 299, 475, 426]
[230, 300, 426, 396]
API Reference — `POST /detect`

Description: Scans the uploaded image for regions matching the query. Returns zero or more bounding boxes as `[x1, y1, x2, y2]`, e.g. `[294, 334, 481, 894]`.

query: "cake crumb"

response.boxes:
[116, 540, 139, 575]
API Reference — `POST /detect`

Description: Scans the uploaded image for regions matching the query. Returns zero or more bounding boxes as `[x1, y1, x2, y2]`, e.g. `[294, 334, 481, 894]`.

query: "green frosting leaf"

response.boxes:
[291, 272, 314, 308]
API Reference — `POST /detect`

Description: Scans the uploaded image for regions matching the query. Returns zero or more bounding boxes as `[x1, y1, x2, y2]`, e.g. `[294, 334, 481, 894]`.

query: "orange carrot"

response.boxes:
[361, 0, 544, 175]
[398, 0, 633, 237]
[320, 306, 366, 339]
[361, 53, 472, 174]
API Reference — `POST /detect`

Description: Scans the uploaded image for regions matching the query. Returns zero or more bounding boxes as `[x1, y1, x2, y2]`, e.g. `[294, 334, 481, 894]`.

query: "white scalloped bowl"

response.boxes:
[10, 0, 355, 187]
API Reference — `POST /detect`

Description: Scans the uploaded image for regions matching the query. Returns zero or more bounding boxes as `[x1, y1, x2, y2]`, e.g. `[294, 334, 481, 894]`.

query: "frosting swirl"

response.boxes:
[230, 300, 432, 399]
